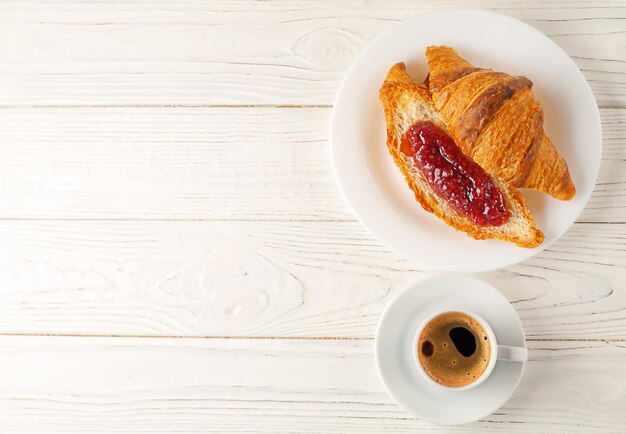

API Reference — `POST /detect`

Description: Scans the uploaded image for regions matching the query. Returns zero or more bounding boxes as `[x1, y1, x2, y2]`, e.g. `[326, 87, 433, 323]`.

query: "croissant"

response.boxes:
[379, 63, 543, 247]
[426, 46, 575, 200]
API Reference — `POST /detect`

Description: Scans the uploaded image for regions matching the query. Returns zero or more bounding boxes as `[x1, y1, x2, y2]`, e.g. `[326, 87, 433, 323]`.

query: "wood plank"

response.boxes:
[0, 107, 621, 221]
[0, 1, 623, 106]
[0, 219, 623, 339]
[0, 106, 338, 220]
[0, 336, 623, 433]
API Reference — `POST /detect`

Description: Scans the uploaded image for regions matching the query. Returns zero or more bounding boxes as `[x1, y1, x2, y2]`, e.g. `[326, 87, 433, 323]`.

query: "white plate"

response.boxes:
[330, 9, 601, 272]
[375, 275, 526, 425]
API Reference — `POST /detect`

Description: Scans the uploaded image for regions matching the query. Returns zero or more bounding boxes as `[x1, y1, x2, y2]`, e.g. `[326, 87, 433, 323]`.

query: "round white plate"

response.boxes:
[330, 9, 601, 272]
[375, 275, 526, 425]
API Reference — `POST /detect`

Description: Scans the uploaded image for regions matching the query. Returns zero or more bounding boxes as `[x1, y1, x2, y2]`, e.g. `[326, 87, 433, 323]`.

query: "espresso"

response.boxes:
[417, 312, 491, 387]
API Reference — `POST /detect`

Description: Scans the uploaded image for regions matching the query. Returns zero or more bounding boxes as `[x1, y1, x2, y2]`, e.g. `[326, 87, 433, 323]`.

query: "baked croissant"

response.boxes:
[379, 63, 543, 247]
[426, 46, 575, 200]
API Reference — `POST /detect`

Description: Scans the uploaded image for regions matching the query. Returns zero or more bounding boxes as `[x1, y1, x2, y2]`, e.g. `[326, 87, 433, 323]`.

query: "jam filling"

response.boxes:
[403, 121, 509, 227]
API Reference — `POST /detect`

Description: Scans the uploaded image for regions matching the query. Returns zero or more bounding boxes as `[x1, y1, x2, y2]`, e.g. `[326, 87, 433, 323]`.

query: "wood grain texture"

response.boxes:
[0, 106, 622, 221]
[0, 2, 623, 432]
[0, 1, 623, 106]
[0, 219, 622, 339]
[0, 336, 623, 433]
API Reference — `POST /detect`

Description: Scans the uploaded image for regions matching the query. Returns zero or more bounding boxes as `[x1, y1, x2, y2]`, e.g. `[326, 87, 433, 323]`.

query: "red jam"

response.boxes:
[404, 121, 509, 227]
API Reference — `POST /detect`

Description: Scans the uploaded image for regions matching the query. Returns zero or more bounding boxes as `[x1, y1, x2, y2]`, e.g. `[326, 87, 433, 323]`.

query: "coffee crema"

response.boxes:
[417, 312, 491, 387]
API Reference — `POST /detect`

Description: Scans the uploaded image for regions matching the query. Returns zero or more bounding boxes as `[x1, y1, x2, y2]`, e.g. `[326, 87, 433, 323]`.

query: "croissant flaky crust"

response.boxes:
[426, 46, 575, 200]
[379, 63, 544, 248]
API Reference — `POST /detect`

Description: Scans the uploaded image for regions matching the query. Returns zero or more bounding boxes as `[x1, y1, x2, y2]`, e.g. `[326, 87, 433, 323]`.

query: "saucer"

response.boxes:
[374, 275, 526, 425]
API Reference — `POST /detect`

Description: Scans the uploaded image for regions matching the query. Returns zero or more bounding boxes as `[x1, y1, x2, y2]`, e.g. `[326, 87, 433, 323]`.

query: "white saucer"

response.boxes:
[374, 275, 526, 425]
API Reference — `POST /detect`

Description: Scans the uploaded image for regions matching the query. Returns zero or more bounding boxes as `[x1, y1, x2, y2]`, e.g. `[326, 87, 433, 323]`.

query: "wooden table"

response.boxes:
[0, 1, 624, 432]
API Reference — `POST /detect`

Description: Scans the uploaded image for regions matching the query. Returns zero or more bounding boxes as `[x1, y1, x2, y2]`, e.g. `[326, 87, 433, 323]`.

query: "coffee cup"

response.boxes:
[413, 309, 526, 391]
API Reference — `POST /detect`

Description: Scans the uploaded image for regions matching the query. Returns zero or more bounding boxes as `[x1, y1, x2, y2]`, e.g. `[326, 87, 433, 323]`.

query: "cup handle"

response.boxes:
[497, 345, 527, 362]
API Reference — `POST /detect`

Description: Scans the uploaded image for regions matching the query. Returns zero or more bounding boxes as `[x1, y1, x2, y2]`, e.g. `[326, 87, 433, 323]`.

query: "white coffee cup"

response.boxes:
[413, 309, 527, 391]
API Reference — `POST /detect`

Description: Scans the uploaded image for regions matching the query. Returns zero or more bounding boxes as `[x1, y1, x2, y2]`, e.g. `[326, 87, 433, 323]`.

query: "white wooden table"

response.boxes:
[0, 1, 624, 432]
